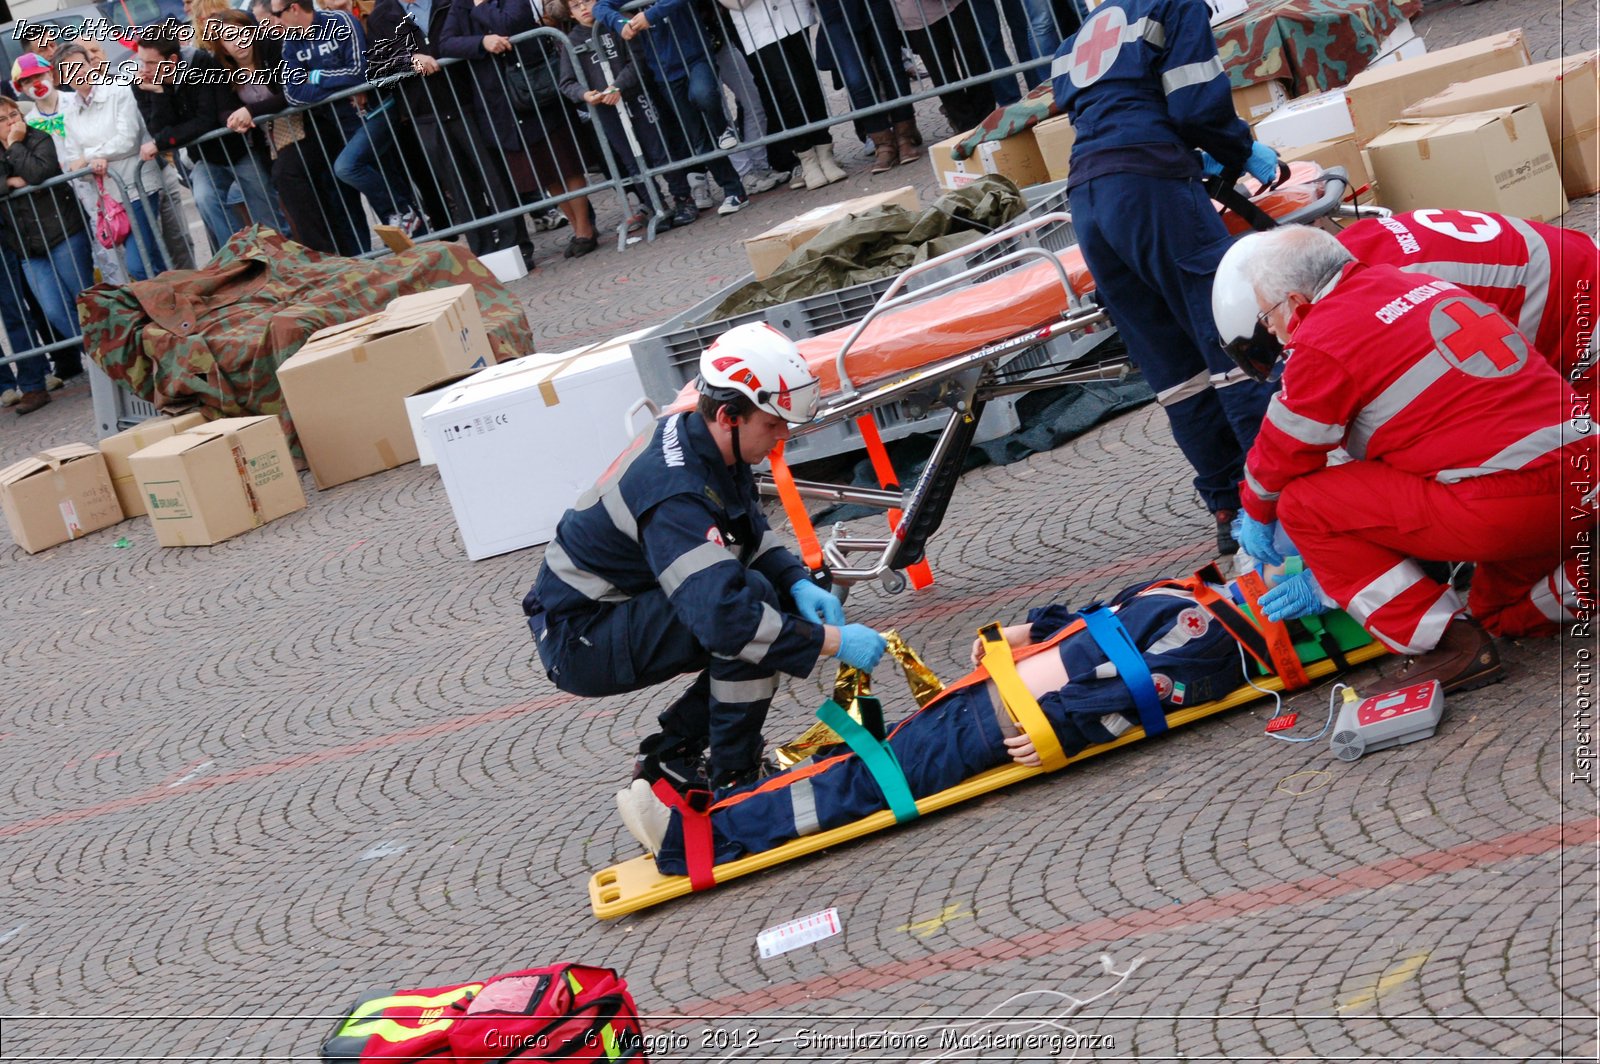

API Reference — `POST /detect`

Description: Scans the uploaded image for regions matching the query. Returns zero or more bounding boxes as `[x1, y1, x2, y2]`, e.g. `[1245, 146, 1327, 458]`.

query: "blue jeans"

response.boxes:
[656, 62, 744, 199]
[0, 242, 47, 393]
[335, 103, 415, 222]
[971, 0, 1030, 104]
[21, 229, 93, 346]
[123, 192, 167, 282]
[815, 0, 912, 136]
[1024, 0, 1064, 69]
[190, 154, 283, 249]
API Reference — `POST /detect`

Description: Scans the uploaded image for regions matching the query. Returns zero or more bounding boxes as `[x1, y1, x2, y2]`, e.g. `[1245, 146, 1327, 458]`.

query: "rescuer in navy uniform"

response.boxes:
[1051, 0, 1281, 554]
[523, 323, 888, 793]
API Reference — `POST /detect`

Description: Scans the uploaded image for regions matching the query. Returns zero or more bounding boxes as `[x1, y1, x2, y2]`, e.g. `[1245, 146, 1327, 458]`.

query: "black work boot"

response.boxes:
[632, 734, 709, 794]
[1214, 509, 1239, 556]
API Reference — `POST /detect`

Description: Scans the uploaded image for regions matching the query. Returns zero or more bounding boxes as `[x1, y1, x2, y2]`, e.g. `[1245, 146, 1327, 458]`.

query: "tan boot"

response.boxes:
[795, 148, 828, 190]
[815, 142, 848, 184]
[893, 119, 922, 164]
[1395, 617, 1504, 694]
[869, 133, 898, 174]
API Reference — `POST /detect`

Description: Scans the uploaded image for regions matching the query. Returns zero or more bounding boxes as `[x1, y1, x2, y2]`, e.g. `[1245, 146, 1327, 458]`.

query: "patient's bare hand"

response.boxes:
[1004, 733, 1040, 767]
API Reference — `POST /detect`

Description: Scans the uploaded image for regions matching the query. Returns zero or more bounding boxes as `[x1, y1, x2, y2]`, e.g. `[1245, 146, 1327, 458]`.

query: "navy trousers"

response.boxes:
[1072, 171, 1276, 513]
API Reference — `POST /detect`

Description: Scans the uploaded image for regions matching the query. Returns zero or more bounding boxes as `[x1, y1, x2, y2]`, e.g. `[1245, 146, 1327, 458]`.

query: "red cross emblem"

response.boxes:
[1178, 608, 1208, 636]
[1070, 7, 1126, 88]
[1413, 209, 1502, 244]
[1430, 296, 1527, 378]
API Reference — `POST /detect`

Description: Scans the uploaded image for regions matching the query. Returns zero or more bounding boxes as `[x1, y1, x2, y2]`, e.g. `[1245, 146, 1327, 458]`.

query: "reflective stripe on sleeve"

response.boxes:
[659, 540, 737, 596]
[736, 603, 785, 665]
[1505, 215, 1551, 339]
[1244, 466, 1278, 502]
[1265, 395, 1346, 447]
[790, 776, 820, 836]
[600, 486, 638, 542]
[749, 529, 784, 565]
[1346, 559, 1426, 627]
[543, 540, 629, 603]
[1157, 369, 1211, 407]
[1435, 420, 1580, 483]
[1346, 354, 1449, 459]
[1161, 55, 1223, 95]
[1129, 15, 1165, 46]
[709, 675, 779, 705]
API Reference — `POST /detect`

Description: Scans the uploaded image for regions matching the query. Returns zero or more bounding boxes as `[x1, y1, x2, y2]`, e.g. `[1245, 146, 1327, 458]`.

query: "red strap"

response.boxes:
[1234, 570, 1310, 690]
[853, 414, 934, 590]
[649, 780, 716, 890]
[768, 441, 823, 572]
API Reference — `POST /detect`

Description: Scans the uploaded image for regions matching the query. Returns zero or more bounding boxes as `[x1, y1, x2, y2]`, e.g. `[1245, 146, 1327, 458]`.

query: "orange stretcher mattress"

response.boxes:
[666, 163, 1328, 413]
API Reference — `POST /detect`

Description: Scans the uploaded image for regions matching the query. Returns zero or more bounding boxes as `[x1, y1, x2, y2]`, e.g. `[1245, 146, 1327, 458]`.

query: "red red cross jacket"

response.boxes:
[1241, 261, 1578, 523]
[1338, 209, 1597, 397]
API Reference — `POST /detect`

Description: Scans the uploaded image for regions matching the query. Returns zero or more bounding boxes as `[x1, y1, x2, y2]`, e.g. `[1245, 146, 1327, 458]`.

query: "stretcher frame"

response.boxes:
[589, 638, 1387, 918]
[755, 168, 1364, 594]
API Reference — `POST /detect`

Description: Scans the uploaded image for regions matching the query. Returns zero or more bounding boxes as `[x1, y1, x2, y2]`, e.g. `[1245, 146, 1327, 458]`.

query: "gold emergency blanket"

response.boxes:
[776, 631, 943, 766]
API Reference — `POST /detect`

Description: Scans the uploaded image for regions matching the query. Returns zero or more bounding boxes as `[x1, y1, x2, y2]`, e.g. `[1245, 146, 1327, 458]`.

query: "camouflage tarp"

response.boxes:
[709, 177, 1029, 320]
[1217, 0, 1422, 94]
[80, 226, 535, 453]
[956, 82, 1059, 161]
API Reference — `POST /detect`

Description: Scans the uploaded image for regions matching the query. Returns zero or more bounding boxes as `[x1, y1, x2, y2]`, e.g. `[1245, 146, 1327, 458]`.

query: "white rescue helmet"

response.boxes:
[698, 322, 821, 424]
[1212, 234, 1285, 382]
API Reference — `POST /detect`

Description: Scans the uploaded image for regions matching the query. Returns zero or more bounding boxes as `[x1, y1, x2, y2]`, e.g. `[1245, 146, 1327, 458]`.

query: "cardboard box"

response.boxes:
[930, 128, 1052, 191]
[1371, 19, 1427, 67]
[1344, 30, 1531, 145]
[98, 412, 207, 517]
[1255, 89, 1355, 150]
[1233, 79, 1292, 125]
[128, 416, 305, 547]
[1280, 136, 1373, 196]
[1366, 105, 1567, 221]
[277, 285, 496, 489]
[1403, 51, 1599, 197]
[1032, 115, 1076, 182]
[422, 338, 650, 560]
[0, 445, 123, 553]
[745, 187, 921, 279]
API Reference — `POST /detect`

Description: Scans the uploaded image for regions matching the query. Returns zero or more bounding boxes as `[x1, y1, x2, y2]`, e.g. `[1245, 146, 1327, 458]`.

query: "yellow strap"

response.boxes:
[978, 623, 1067, 772]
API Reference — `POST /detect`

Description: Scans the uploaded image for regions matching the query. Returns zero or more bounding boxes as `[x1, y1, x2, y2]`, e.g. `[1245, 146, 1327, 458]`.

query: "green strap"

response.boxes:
[816, 699, 920, 823]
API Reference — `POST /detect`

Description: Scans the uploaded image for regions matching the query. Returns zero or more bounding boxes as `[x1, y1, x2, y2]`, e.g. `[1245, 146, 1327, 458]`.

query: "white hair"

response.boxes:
[1239, 225, 1354, 308]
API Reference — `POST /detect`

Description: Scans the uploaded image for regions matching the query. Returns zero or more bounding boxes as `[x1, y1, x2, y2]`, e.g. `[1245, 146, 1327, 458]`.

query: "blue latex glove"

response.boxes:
[1235, 513, 1284, 566]
[1199, 150, 1223, 176]
[836, 625, 887, 672]
[790, 579, 845, 626]
[307, 68, 324, 85]
[1260, 570, 1330, 621]
[1246, 141, 1279, 185]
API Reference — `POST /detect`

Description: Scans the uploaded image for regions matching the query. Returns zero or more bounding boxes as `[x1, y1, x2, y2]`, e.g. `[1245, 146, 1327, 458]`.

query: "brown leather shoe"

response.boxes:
[894, 119, 923, 164]
[1396, 617, 1503, 694]
[13, 389, 49, 415]
[869, 134, 898, 174]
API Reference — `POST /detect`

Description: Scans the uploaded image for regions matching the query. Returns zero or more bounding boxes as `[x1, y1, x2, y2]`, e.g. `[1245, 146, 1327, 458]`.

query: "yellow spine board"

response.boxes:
[587, 641, 1388, 919]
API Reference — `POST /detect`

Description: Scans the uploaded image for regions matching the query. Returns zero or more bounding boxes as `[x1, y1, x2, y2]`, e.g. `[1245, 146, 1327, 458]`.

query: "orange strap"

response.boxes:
[854, 414, 934, 590]
[1234, 569, 1310, 690]
[768, 441, 823, 572]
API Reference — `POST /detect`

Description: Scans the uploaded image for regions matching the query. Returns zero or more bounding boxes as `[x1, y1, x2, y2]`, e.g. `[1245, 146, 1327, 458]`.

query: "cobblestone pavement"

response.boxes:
[0, 1, 1596, 1060]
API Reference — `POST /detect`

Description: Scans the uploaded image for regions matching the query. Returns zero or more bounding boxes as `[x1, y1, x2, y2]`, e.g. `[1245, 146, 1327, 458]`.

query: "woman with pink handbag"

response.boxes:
[56, 41, 168, 281]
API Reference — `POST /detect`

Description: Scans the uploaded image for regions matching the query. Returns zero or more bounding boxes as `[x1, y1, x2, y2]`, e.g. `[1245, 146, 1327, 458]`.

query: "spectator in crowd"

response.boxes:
[18, 23, 63, 66]
[439, 0, 597, 258]
[13, 52, 127, 287]
[0, 236, 55, 412]
[367, 0, 532, 261]
[596, 0, 750, 217]
[814, 0, 921, 173]
[891, 0, 997, 132]
[0, 94, 92, 415]
[133, 23, 282, 249]
[56, 42, 168, 281]
[554, 0, 678, 233]
[701, 8, 786, 196]
[277, 0, 369, 256]
[716, 0, 842, 190]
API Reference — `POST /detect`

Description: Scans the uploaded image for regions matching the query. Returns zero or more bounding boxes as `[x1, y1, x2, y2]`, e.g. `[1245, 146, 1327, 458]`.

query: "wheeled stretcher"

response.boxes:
[648, 164, 1362, 595]
[589, 567, 1387, 918]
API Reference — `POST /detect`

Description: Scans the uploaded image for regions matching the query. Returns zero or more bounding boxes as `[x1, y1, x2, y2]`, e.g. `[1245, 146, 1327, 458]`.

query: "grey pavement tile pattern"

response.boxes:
[0, 2, 1596, 1060]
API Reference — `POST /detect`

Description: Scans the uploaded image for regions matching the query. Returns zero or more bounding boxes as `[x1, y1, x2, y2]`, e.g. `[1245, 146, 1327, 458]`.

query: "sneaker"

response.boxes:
[671, 204, 700, 228]
[532, 207, 568, 233]
[13, 389, 50, 415]
[615, 779, 671, 855]
[744, 169, 785, 195]
[712, 755, 782, 795]
[688, 172, 716, 211]
[1394, 617, 1504, 695]
[1215, 509, 1239, 556]
[563, 234, 598, 258]
[716, 194, 748, 216]
[44, 373, 62, 392]
[0, 387, 20, 407]
[625, 210, 648, 233]
[385, 208, 425, 238]
[717, 126, 739, 151]
[632, 740, 708, 794]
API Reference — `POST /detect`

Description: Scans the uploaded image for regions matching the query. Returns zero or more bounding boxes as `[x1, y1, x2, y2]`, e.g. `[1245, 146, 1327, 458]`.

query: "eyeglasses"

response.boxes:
[1257, 298, 1288, 330]
[268, 6, 287, 14]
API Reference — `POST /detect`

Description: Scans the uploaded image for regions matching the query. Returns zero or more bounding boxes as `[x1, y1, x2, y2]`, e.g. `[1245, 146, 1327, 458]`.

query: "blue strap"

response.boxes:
[1080, 607, 1167, 737]
[816, 699, 920, 823]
